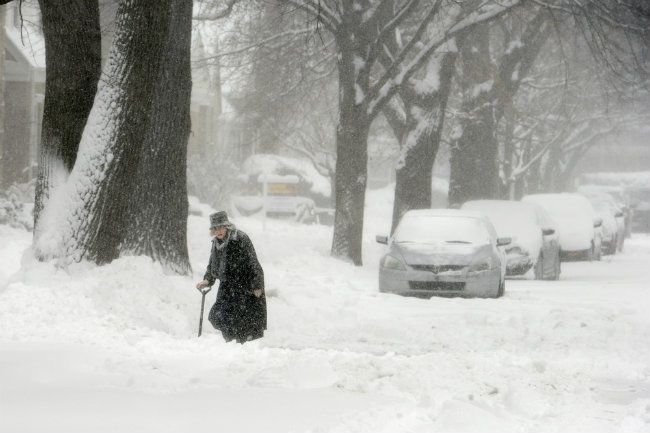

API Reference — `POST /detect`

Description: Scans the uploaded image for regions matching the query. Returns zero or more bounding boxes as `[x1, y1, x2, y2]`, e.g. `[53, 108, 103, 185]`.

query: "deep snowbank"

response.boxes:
[1, 188, 649, 433]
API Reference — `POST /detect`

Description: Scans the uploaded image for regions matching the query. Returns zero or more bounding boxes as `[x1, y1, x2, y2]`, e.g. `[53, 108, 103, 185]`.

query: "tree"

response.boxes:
[382, 51, 457, 234]
[502, 39, 650, 195]
[285, 0, 521, 265]
[448, 0, 650, 206]
[35, 0, 102, 224]
[448, 4, 551, 206]
[34, 0, 193, 274]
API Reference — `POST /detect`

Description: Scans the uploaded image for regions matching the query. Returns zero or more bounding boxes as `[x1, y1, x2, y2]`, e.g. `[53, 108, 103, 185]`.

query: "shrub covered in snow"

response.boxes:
[0, 181, 34, 231]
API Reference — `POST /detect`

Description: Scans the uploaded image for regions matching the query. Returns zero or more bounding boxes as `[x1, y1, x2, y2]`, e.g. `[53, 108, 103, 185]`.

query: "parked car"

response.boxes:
[375, 209, 510, 298]
[522, 193, 602, 262]
[587, 197, 625, 254]
[460, 200, 561, 280]
[230, 195, 320, 224]
[577, 185, 631, 239]
[627, 187, 650, 233]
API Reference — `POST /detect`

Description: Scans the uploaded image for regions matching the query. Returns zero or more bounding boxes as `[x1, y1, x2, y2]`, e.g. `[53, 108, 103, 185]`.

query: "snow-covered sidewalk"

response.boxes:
[1, 210, 648, 432]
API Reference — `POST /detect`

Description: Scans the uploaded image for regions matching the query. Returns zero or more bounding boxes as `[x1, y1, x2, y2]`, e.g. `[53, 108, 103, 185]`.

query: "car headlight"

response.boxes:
[469, 256, 494, 272]
[381, 254, 406, 271]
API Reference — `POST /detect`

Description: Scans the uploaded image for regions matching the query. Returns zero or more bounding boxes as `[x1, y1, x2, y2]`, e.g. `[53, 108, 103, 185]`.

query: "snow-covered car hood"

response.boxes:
[393, 242, 488, 266]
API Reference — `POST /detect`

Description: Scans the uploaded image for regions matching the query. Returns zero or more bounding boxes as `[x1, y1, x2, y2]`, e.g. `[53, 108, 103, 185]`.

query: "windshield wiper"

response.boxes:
[445, 240, 472, 244]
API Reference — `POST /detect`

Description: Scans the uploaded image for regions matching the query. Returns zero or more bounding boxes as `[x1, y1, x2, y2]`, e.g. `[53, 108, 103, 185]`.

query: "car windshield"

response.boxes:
[394, 215, 490, 244]
[461, 201, 537, 237]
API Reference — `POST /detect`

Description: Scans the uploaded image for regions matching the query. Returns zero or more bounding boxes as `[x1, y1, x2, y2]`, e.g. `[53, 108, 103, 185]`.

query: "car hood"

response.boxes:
[393, 242, 489, 266]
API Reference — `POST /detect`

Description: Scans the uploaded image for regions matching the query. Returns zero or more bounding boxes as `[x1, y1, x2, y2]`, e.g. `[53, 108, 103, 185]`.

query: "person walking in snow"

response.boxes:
[196, 211, 267, 343]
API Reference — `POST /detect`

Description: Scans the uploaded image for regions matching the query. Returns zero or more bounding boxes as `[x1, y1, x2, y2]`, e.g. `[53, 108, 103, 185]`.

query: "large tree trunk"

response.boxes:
[330, 21, 370, 266]
[35, 0, 101, 225]
[448, 105, 499, 206]
[390, 52, 456, 234]
[450, 9, 550, 206]
[120, 0, 192, 274]
[35, 0, 190, 272]
[448, 22, 499, 207]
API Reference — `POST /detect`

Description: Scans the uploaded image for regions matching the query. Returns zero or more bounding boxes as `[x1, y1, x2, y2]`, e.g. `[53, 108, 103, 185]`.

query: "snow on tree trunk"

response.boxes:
[331, 25, 370, 266]
[449, 21, 499, 207]
[35, 0, 102, 226]
[331, 113, 369, 266]
[120, 0, 192, 275]
[389, 52, 456, 234]
[34, 0, 188, 271]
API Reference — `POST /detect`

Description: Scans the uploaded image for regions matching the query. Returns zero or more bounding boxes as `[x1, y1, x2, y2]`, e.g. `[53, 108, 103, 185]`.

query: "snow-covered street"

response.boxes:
[1, 192, 649, 433]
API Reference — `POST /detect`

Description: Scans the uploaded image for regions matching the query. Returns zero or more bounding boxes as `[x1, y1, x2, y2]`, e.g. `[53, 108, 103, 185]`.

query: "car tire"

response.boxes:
[533, 252, 544, 280]
[552, 252, 561, 280]
[496, 278, 505, 298]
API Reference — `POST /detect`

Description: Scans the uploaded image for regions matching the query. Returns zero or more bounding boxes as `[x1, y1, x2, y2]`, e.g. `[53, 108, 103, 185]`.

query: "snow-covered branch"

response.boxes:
[368, 0, 523, 120]
[193, 0, 239, 21]
[283, 0, 341, 34]
[199, 27, 316, 61]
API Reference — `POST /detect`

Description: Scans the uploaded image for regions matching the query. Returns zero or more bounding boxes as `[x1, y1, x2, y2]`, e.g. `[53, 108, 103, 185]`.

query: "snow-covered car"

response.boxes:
[587, 198, 625, 254]
[460, 200, 561, 280]
[628, 187, 650, 233]
[522, 193, 602, 261]
[577, 184, 631, 239]
[375, 209, 510, 298]
[230, 195, 319, 224]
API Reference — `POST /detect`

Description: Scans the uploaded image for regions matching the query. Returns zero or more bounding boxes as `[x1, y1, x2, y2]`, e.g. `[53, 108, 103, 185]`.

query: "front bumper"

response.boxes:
[379, 266, 500, 298]
[505, 252, 533, 276]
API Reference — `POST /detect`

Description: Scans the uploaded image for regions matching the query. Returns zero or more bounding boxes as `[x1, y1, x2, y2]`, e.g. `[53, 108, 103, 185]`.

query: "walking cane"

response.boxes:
[198, 286, 212, 337]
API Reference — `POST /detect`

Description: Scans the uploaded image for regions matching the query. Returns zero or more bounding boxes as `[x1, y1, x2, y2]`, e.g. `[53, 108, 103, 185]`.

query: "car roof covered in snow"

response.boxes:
[402, 208, 486, 219]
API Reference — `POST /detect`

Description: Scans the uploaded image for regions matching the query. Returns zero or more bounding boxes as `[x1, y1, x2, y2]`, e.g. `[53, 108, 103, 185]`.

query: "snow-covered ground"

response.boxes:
[1, 187, 649, 433]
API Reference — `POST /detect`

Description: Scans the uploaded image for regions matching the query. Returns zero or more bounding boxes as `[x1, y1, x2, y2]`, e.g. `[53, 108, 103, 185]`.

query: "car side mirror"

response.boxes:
[496, 237, 511, 247]
[376, 235, 388, 245]
[542, 228, 555, 236]
[593, 217, 603, 228]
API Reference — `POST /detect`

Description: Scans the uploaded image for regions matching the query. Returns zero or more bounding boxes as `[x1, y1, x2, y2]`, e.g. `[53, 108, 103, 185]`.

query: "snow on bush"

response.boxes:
[0, 181, 34, 231]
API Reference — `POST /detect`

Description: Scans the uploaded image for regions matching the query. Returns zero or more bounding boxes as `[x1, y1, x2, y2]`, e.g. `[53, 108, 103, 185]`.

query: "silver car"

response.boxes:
[460, 200, 561, 280]
[376, 209, 510, 298]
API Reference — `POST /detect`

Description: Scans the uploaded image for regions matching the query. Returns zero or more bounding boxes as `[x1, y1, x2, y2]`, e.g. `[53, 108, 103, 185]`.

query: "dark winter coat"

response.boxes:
[204, 229, 266, 342]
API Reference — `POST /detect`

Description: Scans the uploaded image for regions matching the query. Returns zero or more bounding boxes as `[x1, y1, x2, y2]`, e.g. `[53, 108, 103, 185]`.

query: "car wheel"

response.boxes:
[533, 252, 544, 280]
[587, 242, 595, 261]
[552, 252, 561, 280]
[496, 278, 505, 298]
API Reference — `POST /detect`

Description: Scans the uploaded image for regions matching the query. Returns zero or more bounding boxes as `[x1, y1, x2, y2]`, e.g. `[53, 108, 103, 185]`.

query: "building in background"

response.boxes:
[0, 2, 45, 189]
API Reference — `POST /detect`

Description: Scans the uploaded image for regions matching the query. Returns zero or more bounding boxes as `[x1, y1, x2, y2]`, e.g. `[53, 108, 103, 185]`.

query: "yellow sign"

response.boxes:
[267, 183, 297, 196]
